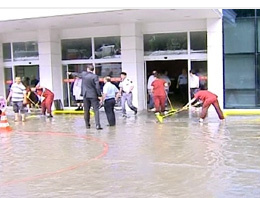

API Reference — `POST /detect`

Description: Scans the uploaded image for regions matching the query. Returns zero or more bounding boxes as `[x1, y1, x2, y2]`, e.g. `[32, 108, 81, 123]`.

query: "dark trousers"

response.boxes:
[104, 98, 116, 126]
[179, 84, 188, 104]
[83, 97, 101, 127]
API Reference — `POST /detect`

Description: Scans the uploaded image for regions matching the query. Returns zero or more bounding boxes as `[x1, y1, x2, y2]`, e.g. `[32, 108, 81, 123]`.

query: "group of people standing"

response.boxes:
[69, 66, 138, 130]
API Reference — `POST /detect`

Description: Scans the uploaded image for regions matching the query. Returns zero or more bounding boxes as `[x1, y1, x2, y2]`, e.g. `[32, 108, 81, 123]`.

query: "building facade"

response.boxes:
[1, 9, 253, 111]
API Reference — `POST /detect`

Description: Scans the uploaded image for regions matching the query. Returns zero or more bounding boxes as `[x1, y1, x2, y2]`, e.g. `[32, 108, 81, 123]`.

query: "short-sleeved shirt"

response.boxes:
[10, 83, 26, 102]
[147, 75, 156, 90]
[103, 82, 119, 100]
[194, 90, 217, 102]
[178, 74, 188, 85]
[151, 79, 167, 97]
[119, 78, 134, 93]
[190, 74, 200, 88]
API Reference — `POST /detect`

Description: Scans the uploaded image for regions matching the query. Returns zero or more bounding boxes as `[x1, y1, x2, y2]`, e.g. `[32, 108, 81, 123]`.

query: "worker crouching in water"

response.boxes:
[183, 90, 225, 123]
[32, 84, 54, 118]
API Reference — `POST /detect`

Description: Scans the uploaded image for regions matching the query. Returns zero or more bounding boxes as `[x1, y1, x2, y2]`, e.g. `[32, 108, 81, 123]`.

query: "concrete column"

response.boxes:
[38, 29, 63, 100]
[207, 17, 224, 109]
[0, 41, 5, 97]
[120, 23, 145, 110]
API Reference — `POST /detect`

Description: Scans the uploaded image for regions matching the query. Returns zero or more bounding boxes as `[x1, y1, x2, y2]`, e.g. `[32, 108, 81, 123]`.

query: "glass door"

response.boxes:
[62, 64, 91, 107]
[14, 65, 39, 87]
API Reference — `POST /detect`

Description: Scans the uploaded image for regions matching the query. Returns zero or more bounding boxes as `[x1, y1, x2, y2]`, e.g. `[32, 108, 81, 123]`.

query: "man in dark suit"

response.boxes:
[81, 65, 103, 130]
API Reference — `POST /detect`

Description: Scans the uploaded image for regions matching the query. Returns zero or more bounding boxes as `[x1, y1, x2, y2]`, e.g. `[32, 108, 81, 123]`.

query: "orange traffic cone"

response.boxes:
[0, 111, 12, 132]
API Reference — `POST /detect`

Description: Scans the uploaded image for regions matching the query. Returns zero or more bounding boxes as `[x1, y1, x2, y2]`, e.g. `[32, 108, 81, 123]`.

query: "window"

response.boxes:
[3, 43, 11, 62]
[224, 18, 255, 54]
[94, 36, 121, 59]
[144, 33, 187, 56]
[62, 38, 92, 60]
[13, 41, 39, 61]
[190, 32, 207, 53]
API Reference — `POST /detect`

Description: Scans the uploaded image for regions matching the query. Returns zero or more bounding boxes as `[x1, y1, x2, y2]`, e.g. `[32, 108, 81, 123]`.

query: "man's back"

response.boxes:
[81, 72, 101, 98]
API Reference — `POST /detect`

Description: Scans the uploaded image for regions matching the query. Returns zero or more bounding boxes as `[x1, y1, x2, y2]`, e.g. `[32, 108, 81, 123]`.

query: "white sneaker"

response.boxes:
[199, 118, 204, 123]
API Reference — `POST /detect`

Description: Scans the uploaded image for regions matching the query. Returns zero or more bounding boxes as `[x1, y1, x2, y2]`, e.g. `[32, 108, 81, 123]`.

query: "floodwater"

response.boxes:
[0, 108, 260, 198]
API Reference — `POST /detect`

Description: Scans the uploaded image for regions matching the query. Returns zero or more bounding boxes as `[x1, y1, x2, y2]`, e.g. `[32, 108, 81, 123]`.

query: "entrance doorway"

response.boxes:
[146, 60, 188, 109]
[14, 65, 39, 87]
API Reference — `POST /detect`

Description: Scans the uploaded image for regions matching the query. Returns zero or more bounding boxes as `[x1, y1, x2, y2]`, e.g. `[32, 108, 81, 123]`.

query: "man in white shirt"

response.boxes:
[119, 72, 138, 117]
[147, 70, 157, 110]
[189, 70, 200, 99]
[6, 77, 27, 122]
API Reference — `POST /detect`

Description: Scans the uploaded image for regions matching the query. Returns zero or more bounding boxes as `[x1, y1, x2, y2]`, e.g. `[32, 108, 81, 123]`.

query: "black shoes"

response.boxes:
[96, 125, 103, 130]
[86, 125, 103, 130]
[47, 114, 53, 118]
[134, 109, 138, 115]
[75, 106, 83, 111]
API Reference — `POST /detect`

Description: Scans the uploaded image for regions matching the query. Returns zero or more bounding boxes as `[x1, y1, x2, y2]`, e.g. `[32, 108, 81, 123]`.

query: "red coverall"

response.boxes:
[151, 79, 167, 113]
[194, 90, 224, 120]
[36, 88, 54, 116]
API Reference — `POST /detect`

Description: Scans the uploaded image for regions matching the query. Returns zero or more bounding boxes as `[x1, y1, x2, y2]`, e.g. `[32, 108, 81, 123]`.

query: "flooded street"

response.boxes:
[0, 109, 260, 198]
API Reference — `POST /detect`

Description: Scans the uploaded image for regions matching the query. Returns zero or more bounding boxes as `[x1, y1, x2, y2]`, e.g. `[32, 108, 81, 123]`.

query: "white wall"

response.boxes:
[0, 42, 5, 97]
[38, 29, 63, 100]
[207, 18, 224, 109]
[61, 25, 120, 39]
[143, 19, 207, 34]
[120, 23, 145, 110]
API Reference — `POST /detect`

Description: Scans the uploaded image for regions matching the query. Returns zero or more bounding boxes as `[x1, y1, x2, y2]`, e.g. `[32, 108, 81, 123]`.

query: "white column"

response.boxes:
[120, 23, 145, 110]
[207, 17, 224, 109]
[38, 29, 63, 100]
[0, 42, 5, 97]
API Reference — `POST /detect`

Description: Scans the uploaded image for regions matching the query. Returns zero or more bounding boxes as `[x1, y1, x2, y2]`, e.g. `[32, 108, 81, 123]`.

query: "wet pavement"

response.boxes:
[0, 108, 260, 198]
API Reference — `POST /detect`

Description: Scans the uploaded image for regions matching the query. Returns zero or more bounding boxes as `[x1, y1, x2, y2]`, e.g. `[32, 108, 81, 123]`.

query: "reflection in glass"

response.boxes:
[225, 90, 255, 108]
[144, 33, 187, 56]
[224, 17, 254, 53]
[95, 62, 122, 90]
[223, 9, 259, 108]
[190, 32, 207, 53]
[13, 41, 39, 61]
[94, 37, 121, 59]
[62, 38, 92, 60]
[3, 43, 11, 62]
[258, 19, 260, 52]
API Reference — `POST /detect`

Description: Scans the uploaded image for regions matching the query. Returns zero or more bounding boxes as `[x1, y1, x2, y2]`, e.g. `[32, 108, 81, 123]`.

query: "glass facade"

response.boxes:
[223, 9, 260, 108]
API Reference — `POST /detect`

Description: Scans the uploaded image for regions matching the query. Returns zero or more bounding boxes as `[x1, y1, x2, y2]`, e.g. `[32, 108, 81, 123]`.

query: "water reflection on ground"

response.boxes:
[0, 109, 260, 198]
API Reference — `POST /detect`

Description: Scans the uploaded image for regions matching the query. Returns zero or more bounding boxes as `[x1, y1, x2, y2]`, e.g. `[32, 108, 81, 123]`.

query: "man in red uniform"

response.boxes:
[32, 85, 54, 118]
[151, 73, 168, 115]
[183, 90, 225, 122]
